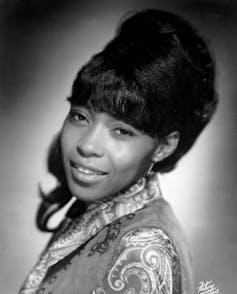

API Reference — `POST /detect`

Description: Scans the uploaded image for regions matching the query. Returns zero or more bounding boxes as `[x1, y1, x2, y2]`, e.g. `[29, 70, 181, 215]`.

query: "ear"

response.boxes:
[152, 131, 179, 163]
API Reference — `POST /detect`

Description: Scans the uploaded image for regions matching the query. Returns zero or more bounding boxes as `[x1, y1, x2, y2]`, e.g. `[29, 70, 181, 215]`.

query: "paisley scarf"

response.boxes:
[19, 172, 162, 294]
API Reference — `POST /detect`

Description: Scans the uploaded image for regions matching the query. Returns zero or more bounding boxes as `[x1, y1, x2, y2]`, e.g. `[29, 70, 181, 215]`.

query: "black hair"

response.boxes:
[68, 9, 217, 172]
[37, 9, 218, 231]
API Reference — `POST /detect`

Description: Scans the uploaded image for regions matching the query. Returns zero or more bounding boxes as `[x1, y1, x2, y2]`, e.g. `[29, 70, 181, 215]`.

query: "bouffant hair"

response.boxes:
[68, 9, 217, 172]
[37, 9, 218, 231]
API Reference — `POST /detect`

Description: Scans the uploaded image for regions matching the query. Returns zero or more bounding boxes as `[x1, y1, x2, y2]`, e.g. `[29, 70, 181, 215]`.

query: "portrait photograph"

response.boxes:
[0, 1, 236, 293]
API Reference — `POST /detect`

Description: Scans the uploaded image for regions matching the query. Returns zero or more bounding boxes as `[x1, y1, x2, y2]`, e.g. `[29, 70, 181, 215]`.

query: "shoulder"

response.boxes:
[92, 226, 181, 294]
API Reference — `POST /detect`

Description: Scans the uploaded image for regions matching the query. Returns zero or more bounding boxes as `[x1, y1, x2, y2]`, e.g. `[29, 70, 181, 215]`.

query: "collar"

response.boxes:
[19, 172, 162, 294]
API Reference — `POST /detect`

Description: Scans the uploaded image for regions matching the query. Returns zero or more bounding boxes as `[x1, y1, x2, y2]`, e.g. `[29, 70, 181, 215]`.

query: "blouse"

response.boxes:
[19, 173, 194, 294]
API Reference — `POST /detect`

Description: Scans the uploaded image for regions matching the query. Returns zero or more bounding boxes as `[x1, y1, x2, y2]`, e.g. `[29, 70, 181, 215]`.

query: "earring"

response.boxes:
[146, 162, 155, 176]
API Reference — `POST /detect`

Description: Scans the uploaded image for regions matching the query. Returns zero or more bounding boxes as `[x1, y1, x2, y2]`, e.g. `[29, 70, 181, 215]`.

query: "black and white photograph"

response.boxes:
[0, 1, 236, 293]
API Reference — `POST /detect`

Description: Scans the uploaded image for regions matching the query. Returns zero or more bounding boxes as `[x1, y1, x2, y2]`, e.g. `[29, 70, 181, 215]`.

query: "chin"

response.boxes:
[68, 181, 107, 202]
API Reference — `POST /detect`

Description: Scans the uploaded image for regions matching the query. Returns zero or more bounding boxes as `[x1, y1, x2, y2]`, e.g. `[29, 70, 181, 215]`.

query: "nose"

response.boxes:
[76, 126, 105, 158]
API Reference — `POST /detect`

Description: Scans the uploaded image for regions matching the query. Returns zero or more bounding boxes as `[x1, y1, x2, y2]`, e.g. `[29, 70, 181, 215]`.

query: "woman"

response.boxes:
[19, 9, 217, 294]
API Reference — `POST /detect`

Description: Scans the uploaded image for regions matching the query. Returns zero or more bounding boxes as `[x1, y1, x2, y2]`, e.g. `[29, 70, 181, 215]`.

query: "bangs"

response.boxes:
[67, 55, 160, 136]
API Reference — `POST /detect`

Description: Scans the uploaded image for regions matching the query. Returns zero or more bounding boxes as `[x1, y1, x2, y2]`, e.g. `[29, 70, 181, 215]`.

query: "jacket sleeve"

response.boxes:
[91, 226, 180, 294]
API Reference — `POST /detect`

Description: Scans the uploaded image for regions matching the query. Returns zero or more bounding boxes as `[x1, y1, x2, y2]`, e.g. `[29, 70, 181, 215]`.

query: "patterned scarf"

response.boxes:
[19, 172, 162, 294]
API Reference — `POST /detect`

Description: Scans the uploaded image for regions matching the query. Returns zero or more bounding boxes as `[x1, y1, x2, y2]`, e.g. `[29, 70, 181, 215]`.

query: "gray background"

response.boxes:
[1, 0, 237, 293]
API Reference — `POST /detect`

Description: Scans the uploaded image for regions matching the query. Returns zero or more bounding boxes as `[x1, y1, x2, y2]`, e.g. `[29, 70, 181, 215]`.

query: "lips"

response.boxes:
[70, 160, 107, 175]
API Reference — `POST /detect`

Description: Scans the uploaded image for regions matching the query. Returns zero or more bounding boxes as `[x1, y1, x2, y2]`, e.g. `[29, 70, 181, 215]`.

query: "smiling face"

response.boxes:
[61, 106, 160, 202]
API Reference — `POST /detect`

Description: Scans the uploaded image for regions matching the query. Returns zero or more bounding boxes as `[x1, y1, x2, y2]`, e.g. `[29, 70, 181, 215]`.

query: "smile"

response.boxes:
[73, 163, 105, 175]
[70, 160, 108, 184]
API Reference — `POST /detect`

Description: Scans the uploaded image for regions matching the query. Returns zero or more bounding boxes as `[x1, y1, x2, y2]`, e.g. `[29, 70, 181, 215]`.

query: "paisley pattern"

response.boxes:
[88, 214, 136, 257]
[88, 220, 122, 256]
[19, 173, 162, 294]
[92, 227, 180, 294]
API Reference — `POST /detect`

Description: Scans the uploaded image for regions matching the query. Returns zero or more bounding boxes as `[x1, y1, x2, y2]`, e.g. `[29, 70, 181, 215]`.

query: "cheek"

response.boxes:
[108, 141, 154, 175]
[60, 125, 77, 157]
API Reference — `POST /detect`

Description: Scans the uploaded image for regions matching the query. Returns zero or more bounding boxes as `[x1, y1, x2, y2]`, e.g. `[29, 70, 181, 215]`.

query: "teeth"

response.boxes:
[75, 164, 103, 175]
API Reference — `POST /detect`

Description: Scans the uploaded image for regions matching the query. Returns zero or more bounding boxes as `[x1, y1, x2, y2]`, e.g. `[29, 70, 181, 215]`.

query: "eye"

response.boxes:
[68, 110, 89, 124]
[113, 127, 134, 137]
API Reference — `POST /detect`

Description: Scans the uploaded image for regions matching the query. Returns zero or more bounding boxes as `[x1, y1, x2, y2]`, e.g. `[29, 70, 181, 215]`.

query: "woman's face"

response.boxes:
[61, 105, 159, 202]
